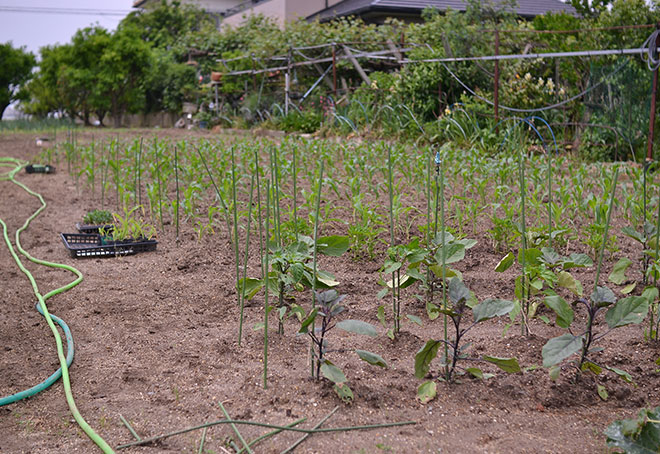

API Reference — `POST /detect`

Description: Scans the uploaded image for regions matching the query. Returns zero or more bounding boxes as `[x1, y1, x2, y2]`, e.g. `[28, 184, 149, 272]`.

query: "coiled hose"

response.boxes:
[0, 157, 114, 453]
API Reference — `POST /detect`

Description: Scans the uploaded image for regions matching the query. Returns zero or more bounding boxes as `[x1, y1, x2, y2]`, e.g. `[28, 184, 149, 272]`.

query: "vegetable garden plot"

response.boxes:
[3, 129, 660, 453]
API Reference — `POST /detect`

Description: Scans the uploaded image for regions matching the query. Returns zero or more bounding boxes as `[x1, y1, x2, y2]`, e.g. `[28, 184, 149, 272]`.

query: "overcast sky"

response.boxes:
[0, 1, 135, 56]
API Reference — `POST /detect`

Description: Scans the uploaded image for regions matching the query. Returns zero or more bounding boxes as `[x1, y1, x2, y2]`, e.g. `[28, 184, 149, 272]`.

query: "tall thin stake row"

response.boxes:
[437, 148, 449, 381]
[518, 148, 529, 336]
[254, 149, 264, 280]
[174, 144, 180, 244]
[387, 145, 399, 334]
[231, 147, 241, 312]
[310, 159, 324, 378]
[263, 180, 271, 389]
[238, 174, 255, 346]
[594, 167, 619, 291]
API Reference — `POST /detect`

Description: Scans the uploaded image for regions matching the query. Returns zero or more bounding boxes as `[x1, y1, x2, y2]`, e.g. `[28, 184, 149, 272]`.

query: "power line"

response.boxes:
[0, 6, 131, 17]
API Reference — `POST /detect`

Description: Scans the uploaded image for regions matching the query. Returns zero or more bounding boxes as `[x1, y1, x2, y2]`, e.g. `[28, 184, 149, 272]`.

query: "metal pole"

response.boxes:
[214, 84, 219, 115]
[494, 28, 500, 130]
[332, 43, 337, 97]
[285, 47, 291, 115]
[647, 24, 660, 162]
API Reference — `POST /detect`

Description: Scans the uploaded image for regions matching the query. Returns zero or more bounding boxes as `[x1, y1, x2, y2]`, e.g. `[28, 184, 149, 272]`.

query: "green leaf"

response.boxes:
[386, 328, 394, 340]
[544, 295, 574, 328]
[605, 296, 649, 329]
[290, 262, 305, 283]
[605, 406, 660, 454]
[356, 350, 388, 368]
[457, 238, 477, 249]
[473, 299, 515, 323]
[298, 308, 318, 334]
[385, 273, 416, 289]
[622, 226, 646, 244]
[376, 305, 387, 328]
[448, 277, 470, 305]
[622, 282, 637, 294]
[315, 269, 340, 288]
[416, 380, 437, 404]
[597, 384, 609, 401]
[518, 247, 542, 266]
[581, 361, 602, 375]
[435, 242, 465, 265]
[557, 271, 583, 296]
[376, 286, 389, 299]
[382, 259, 402, 274]
[606, 366, 634, 384]
[333, 383, 354, 403]
[609, 258, 633, 285]
[426, 302, 440, 321]
[320, 361, 347, 384]
[428, 265, 460, 280]
[542, 334, 583, 367]
[642, 286, 659, 303]
[494, 252, 515, 272]
[238, 277, 263, 300]
[406, 314, 423, 326]
[414, 340, 441, 379]
[483, 356, 521, 373]
[562, 253, 593, 269]
[337, 319, 379, 337]
[591, 286, 616, 306]
[549, 365, 561, 380]
[316, 235, 349, 256]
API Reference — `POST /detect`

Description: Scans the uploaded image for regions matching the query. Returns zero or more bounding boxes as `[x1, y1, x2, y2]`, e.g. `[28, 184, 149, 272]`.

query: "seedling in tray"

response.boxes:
[99, 206, 156, 243]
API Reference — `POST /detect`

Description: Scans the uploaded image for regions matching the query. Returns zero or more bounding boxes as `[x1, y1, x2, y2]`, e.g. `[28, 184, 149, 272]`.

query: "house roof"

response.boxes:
[309, 0, 576, 22]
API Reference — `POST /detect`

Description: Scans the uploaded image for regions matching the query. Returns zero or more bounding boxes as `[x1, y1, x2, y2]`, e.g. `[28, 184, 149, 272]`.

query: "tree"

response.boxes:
[0, 42, 36, 120]
[97, 25, 152, 127]
[569, 0, 612, 18]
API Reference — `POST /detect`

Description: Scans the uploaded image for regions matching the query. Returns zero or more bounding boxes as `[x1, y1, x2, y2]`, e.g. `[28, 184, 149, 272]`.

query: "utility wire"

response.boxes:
[0, 6, 131, 16]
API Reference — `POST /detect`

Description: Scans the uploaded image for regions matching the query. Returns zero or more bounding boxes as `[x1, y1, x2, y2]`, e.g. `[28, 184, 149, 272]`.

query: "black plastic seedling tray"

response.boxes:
[75, 222, 114, 234]
[61, 233, 157, 258]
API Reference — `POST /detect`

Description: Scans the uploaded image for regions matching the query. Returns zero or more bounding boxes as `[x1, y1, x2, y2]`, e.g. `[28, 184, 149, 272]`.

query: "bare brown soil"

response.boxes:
[1, 131, 658, 454]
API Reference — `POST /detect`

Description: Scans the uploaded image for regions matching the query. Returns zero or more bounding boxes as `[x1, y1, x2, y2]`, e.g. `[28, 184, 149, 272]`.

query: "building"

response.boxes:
[133, 0, 576, 28]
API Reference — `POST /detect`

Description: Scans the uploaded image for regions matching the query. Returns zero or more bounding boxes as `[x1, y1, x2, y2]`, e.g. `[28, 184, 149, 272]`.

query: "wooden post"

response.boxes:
[494, 28, 500, 131]
[647, 24, 660, 162]
[343, 45, 371, 86]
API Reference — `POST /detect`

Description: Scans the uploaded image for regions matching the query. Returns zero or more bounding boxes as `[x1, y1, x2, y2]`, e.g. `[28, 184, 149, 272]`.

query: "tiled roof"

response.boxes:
[310, 0, 576, 21]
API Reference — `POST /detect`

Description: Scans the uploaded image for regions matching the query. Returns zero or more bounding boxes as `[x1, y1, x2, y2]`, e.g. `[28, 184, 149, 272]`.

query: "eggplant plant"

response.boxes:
[495, 246, 592, 333]
[377, 232, 476, 339]
[296, 290, 387, 403]
[541, 285, 649, 384]
[241, 234, 349, 334]
[415, 278, 520, 402]
[605, 406, 660, 453]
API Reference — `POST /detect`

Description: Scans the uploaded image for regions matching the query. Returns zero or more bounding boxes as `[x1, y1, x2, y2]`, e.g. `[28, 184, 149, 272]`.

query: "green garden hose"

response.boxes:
[0, 157, 114, 453]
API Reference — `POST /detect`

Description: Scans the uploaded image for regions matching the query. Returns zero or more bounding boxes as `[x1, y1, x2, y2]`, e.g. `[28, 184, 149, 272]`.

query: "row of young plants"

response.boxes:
[41, 132, 660, 406]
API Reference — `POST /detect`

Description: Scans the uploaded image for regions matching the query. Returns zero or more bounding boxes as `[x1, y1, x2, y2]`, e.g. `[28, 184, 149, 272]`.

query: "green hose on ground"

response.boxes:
[0, 157, 115, 453]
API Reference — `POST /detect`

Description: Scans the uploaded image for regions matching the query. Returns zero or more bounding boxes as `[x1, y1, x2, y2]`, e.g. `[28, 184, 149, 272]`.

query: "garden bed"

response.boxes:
[1, 130, 659, 454]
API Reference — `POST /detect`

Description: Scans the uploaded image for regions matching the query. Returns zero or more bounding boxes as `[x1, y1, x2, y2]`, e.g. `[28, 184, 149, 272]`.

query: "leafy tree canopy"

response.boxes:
[0, 42, 36, 120]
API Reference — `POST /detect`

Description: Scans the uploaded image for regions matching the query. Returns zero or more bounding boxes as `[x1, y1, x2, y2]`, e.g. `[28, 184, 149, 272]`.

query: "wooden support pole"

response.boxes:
[343, 45, 371, 86]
